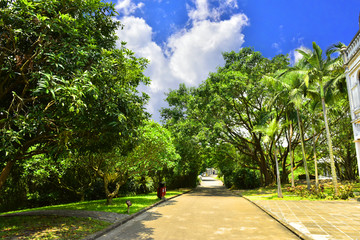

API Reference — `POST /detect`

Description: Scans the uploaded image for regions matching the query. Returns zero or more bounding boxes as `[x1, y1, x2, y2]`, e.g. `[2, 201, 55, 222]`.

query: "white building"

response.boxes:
[342, 17, 360, 178]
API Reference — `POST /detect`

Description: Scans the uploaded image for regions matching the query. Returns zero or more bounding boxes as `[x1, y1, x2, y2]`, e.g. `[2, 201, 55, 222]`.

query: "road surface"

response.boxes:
[97, 177, 300, 239]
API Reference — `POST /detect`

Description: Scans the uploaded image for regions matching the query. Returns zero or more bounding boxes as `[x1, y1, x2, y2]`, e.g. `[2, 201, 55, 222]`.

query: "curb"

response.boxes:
[83, 190, 192, 240]
[241, 196, 313, 240]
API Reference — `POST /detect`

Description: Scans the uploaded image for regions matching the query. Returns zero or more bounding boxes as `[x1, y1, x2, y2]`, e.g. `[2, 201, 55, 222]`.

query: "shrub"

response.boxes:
[232, 168, 261, 189]
[287, 183, 354, 200]
[309, 185, 326, 199]
[332, 184, 354, 200]
[222, 168, 260, 189]
[287, 185, 309, 198]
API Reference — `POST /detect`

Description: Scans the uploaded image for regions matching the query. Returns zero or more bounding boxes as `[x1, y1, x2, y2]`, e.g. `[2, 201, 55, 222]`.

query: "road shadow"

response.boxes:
[190, 186, 235, 197]
[98, 211, 163, 240]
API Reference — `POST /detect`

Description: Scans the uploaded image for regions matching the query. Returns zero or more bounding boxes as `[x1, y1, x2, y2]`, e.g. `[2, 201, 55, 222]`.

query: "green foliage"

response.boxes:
[90, 120, 178, 204]
[161, 84, 205, 188]
[332, 184, 354, 200]
[287, 183, 354, 200]
[1, 191, 185, 215]
[223, 168, 261, 189]
[0, 0, 149, 190]
[287, 185, 325, 199]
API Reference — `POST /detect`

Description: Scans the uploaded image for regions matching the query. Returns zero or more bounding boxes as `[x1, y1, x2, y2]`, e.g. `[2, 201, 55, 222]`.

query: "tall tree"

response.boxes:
[297, 42, 345, 195]
[187, 48, 290, 185]
[161, 84, 205, 188]
[92, 120, 178, 205]
[0, 0, 149, 190]
[264, 68, 311, 188]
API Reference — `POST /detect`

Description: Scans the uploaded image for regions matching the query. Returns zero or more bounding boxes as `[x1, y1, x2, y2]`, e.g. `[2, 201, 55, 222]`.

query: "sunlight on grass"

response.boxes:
[236, 182, 360, 201]
[0, 216, 111, 240]
[0, 190, 188, 239]
[0, 190, 187, 215]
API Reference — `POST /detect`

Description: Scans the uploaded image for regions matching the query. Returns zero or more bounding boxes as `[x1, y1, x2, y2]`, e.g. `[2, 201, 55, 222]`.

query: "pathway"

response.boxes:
[96, 177, 300, 239]
[253, 199, 360, 240]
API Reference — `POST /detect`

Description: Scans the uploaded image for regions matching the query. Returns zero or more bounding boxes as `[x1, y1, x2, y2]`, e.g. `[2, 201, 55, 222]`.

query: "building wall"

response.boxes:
[344, 31, 360, 178]
[346, 49, 360, 140]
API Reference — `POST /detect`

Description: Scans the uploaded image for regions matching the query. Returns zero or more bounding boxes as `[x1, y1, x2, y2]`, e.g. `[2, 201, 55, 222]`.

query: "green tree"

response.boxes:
[297, 42, 345, 195]
[91, 120, 178, 205]
[0, 0, 149, 189]
[264, 68, 312, 188]
[161, 84, 205, 188]
[198, 49, 290, 185]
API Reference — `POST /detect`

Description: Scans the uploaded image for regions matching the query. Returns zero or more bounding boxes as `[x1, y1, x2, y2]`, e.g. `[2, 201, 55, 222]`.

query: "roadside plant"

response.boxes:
[331, 184, 354, 200]
[287, 185, 309, 198]
[287, 184, 325, 199]
[309, 185, 326, 199]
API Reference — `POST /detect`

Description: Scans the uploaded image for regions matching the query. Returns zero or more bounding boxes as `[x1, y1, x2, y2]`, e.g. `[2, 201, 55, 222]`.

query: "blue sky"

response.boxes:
[109, 0, 360, 121]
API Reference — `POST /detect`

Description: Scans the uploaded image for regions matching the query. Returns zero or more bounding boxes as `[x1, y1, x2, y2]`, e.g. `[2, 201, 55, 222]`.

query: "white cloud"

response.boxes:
[272, 42, 282, 53]
[187, 0, 239, 22]
[168, 14, 249, 85]
[115, 0, 144, 16]
[187, 0, 216, 21]
[289, 46, 310, 65]
[115, 2, 249, 121]
[116, 17, 173, 93]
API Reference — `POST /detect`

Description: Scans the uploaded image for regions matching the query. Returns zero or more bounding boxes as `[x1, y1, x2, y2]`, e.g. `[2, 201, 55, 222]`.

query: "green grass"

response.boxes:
[0, 190, 188, 239]
[1, 190, 187, 216]
[234, 182, 360, 201]
[233, 185, 302, 201]
[0, 215, 111, 240]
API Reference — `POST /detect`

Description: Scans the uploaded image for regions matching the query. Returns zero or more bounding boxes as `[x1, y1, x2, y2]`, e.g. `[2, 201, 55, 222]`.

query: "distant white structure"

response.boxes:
[342, 15, 360, 178]
[205, 168, 217, 176]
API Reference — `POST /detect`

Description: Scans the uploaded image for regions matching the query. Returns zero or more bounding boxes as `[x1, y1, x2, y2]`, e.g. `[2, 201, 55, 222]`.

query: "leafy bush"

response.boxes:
[223, 168, 260, 189]
[332, 184, 354, 200]
[287, 183, 354, 200]
[310, 185, 326, 199]
[287, 185, 309, 198]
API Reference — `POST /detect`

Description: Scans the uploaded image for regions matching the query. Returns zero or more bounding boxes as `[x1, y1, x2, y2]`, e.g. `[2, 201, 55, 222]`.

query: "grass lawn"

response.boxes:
[235, 185, 304, 201]
[235, 182, 360, 201]
[1, 190, 187, 216]
[0, 215, 111, 240]
[0, 190, 188, 239]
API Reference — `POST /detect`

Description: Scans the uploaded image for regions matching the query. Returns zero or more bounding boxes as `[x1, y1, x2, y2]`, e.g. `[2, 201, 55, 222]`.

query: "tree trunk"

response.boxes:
[312, 124, 319, 190]
[275, 148, 283, 198]
[103, 176, 122, 205]
[281, 154, 289, 184]
[0, 160, 15, 190]
[344, 141, 356, 180]
[321, 97, 339, 195]
[289, 118, 295, 187]
[255, 142, 273, 186]
[296, 108, 311, 190]
[79, 192, 85, 202]
[259, 155, 272, 185]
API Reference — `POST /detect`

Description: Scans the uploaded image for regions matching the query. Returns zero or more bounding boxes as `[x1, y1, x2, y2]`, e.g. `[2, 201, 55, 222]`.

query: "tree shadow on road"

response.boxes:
[189, 187, 236, 197]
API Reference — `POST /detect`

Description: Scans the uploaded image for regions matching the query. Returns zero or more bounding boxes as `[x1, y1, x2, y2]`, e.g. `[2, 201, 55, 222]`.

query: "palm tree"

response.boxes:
[296, 42, 344, 195]
[286, 113, 295, 188]
[282, 70, 312, 190]
[263, 69, 311, 190]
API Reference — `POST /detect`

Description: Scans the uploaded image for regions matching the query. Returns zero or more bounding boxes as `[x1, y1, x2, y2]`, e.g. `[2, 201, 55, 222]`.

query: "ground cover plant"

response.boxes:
[236, 182, 358, 201]
[1, 190, 186, 215]
[0, 215, 111, 240]
[0, 190, 186, 239]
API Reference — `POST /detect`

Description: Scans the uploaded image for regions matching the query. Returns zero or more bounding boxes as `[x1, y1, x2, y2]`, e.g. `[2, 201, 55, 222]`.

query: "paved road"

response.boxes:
[97, 177, 300, 239]
[254, 199, 360, 240]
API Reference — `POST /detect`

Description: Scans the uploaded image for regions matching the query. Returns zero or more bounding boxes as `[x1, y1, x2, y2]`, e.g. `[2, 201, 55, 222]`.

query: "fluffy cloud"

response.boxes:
[168, 14, 249, 85]
[115, 0, 144, 16]
[187, 0, 239, 22]
[289, 46, 310, 65]
[115, 0, 249, 121]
